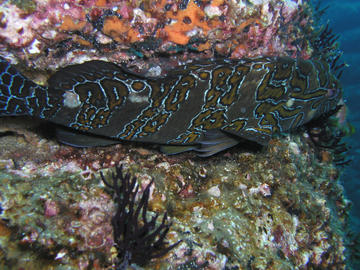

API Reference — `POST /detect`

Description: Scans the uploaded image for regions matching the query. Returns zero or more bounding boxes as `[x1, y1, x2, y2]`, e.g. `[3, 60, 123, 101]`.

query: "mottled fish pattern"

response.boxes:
[0, 56, 341, 156]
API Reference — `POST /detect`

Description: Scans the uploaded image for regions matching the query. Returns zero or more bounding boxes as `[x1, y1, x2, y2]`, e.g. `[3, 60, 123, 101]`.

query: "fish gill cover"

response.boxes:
[0, 0, 356, 269]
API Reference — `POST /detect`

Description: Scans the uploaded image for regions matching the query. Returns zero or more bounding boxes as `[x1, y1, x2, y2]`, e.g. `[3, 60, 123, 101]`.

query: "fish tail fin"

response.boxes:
[0, 56, 49, 117]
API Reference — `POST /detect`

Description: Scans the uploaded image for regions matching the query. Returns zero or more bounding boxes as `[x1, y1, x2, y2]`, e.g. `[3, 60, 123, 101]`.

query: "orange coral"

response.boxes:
[74, 37, 92, 46]
[95, 0, 114, 7]
[160, 1, 215, 45]
[95, 0, 107, 6]
[211, 0, 224, 6]
[197, 41, 211, 51]
[102, 16, 140, 43]
[237, 18, 263, 33]
[60, 15, 86, 31]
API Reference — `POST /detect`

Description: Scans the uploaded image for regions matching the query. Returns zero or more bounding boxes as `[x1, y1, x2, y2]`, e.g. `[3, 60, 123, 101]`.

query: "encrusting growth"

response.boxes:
[100, 165, 181, 269]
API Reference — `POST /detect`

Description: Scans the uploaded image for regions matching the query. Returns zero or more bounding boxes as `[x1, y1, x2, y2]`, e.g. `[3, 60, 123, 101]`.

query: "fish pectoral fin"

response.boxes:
[160, 145, 198, 155]
[195, 130, 239, 157]
[56, 127, 119, 147]
[161, 130, 239, 157]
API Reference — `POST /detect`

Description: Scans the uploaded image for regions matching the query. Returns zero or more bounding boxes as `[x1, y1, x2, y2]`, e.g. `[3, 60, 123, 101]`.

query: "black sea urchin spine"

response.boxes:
[100, 165, 181, 269]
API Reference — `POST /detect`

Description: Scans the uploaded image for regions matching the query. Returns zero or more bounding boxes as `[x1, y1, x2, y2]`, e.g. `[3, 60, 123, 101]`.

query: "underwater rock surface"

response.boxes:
[0, 0, 312, 75]
[0, 0, 354, 269]
[0, 117, 350, 269]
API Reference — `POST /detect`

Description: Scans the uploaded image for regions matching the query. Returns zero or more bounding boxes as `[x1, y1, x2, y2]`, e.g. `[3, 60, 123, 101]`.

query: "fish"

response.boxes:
[0, 56, 342, 156]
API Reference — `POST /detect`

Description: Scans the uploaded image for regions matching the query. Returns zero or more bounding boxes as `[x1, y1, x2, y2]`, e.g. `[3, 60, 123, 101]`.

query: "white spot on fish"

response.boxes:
[128, 93, 149, 103]
[146, 66, 162, 77]
[286, 98, 295, 107]
[63, 91, 81, 108]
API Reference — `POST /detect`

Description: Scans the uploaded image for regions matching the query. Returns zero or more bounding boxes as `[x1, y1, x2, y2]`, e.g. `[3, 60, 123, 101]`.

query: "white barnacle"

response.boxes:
[204, 5, 222, 18]
[208, 185, 221, 197]
[63, 91, 81, 108]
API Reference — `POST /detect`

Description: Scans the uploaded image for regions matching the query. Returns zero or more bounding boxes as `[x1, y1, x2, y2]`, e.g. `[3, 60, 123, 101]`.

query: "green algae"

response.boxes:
[10, 0, 36, 14]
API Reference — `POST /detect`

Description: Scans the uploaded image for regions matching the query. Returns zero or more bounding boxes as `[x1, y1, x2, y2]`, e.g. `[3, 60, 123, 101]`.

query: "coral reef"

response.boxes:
[0, 116, 351, 269]
[0, 0, 313, 78]
[0, 0, 354, 269]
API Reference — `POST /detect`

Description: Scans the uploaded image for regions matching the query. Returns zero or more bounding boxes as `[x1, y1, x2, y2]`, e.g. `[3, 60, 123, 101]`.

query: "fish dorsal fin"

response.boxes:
[195, 130, 239, 157]
[48, 60, 124, 90]
[56, 126, 119, 147]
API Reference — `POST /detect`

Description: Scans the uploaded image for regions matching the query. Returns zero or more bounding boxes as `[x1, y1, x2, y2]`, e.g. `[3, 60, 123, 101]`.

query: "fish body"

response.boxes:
[0, 56, 342, 156]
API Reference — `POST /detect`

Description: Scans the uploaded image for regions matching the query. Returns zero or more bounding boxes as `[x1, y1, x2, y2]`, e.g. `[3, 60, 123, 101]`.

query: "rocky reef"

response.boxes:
[0, 116, 351, 269]
[0, 0, 354, 269]
[0, 0, 313, 78]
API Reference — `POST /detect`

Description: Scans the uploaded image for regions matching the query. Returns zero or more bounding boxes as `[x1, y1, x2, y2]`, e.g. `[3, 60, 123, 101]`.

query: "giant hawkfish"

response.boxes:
[0, 56, 342, 156]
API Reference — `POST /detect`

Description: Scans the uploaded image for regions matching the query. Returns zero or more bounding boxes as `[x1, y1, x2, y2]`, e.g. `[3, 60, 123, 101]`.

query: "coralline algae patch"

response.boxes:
[0, 118, 350, 269]
[0, 0, 311, 71]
